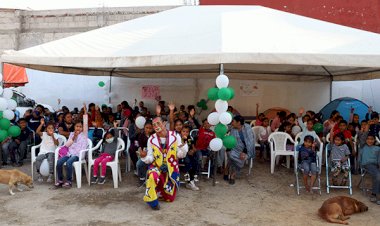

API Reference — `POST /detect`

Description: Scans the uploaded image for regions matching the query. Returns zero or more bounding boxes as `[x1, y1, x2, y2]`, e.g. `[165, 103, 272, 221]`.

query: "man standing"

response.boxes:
[140, 116, 188, 210]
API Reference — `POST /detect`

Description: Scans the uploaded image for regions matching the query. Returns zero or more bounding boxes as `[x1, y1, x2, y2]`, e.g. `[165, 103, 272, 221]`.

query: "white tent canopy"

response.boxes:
[2, 5, 380, 81]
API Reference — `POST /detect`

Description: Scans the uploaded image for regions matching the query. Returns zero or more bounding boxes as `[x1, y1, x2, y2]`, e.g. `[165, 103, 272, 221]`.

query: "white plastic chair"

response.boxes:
[268, 132, 295, 174]
[88, 138, 125, 188]
[252, 126, 262, 148]
[54, 138, 93, 188]
[109, 127, 131, 173]
[31, 134, 67, 180]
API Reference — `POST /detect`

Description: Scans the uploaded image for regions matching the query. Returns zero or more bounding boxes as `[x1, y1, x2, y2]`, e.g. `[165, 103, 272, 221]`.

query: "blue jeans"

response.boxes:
[137, 159, 148, 180]
[364, 164, 380, 194]
[56, 155, 79, 182]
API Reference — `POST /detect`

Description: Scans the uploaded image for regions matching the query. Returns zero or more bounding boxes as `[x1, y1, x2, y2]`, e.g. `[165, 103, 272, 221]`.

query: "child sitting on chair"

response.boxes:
[180, 125, 199, 191]
[298, 108, 319, 144]
[54, 103, 88, 189]
[359, 134, 380, 205]
[35, 118, 59, 182]
[298, 135, 317, 193]
[330, 128, 351, 186]
[90, 121, 120, 185]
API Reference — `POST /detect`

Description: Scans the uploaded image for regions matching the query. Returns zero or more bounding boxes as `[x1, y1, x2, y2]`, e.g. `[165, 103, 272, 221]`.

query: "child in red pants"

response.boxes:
[91, 122, 120, 184]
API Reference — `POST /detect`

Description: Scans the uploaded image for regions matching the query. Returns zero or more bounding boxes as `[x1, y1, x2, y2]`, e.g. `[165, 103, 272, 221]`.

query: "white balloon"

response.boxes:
[0, 87, 3, 95]
[219, 112, 232, 125]
[3, 109, 14, 120]
[215, 100, 228, 113]
[0, 98, 8, 111]
[40, 159, 50, 176]
[210, 138, 223, 151]
[7, 99, 17, 110]
[216, 74, 229, 88]
[135, 116, 146, 129]
[207, 112, 220, 125]
[2, 88, 13, 100]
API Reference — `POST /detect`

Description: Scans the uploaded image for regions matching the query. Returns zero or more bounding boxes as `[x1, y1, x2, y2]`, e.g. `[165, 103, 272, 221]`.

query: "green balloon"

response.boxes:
[218, 88, 231, 101]
[215, 123, 227, 138]
[98, 81, 105, 87]
[0, 130, 8, 142]
[0, 118, 10, 130]
[228, 87, 235, 99]
[313, 123, 323, 133]
[223, 135, 237, 149]
[202, 105, 208, 110]
[207, 88, 219, 101]
[8, 126, 21, 137]
[0, 111, 3, 119]
[196, 102, 202, 107]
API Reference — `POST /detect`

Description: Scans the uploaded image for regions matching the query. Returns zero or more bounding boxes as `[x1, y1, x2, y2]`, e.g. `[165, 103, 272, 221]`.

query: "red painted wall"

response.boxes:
[200, 0, 380, 33]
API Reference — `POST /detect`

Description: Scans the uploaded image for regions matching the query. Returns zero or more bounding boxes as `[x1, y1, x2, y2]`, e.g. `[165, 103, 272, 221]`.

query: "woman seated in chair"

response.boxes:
[359, 134, 380, 205]
[227, 115, 255, 185]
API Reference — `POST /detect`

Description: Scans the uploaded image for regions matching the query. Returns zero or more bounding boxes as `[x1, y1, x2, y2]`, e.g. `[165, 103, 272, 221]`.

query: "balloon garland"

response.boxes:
[0, 87, 21, 142]
[207, 74, 237, 151]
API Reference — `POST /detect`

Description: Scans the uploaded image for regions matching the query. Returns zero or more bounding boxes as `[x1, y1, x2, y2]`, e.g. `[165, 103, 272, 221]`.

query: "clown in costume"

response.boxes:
[140, 117, 188, 210]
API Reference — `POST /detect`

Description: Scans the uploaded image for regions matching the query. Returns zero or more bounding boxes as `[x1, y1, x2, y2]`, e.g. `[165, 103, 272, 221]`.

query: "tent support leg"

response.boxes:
[322, 66, 333, 101]
[0, 62, 3, 88]
[109, 68, 115, 104]
[329, 77, 333, 102]
[194, 78, 199, 105]
[219, 63, 224, 75]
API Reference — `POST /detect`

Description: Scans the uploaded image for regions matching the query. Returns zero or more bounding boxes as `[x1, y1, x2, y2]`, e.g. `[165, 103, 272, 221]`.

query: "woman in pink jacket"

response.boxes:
[54, 104, 88, 189]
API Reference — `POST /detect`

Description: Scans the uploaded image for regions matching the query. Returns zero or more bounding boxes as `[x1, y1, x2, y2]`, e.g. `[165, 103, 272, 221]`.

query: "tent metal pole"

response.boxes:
[109, 68, 115, 104]
[219, 63, 224, 75]
[0, 62, 3, 88]
[194, 78, 199, 106]
[322, 66, 333, 101]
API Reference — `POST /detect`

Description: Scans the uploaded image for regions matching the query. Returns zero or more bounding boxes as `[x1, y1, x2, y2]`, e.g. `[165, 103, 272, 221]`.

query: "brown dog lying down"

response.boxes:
[0, 169, 34, 195]
[318, 196, 368, 225]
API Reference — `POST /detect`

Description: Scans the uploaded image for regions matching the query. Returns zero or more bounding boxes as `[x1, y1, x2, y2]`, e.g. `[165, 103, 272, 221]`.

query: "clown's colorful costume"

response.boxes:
[141, 131, 188, 208]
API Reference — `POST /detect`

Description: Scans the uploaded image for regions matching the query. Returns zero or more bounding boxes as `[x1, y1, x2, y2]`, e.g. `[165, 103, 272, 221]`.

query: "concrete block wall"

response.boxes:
[0, 6, 176, 52]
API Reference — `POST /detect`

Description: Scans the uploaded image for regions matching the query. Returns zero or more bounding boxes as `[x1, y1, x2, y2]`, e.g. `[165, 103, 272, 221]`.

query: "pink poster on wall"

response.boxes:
[141, 85, 160, 99]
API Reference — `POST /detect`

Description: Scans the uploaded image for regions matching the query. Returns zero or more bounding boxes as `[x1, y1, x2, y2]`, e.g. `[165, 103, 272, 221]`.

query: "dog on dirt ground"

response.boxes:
[318, 196, 368, 225]
[0, 169, 34, 195]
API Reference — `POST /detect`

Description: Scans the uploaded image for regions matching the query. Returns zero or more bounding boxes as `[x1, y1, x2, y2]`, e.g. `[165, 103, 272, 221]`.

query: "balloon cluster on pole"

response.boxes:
[0, 87, 21, 142]
[207, 74, 237, 151]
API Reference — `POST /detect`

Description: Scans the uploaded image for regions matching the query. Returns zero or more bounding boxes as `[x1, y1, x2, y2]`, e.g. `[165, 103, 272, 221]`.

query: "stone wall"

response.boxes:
[0, 6, 176, 52]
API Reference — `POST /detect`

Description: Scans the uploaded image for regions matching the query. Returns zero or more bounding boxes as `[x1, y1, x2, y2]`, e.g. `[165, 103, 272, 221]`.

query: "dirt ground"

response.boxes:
[0, 159, 379, 226]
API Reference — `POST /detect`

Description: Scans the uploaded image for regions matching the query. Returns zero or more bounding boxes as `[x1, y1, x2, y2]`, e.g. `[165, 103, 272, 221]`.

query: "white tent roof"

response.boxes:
[2, 5, 380, 81]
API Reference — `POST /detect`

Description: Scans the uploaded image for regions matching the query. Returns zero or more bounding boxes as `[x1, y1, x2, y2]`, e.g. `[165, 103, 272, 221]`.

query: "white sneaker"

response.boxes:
[184, 173, 190, 182]
[46, 174, 53, 183]
[37, 174, 44, 182]
[186, 181, 199, 191]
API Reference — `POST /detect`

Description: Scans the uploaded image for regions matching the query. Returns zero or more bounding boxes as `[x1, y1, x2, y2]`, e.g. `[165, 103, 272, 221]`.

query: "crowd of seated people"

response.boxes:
[1, 99, 379, 204]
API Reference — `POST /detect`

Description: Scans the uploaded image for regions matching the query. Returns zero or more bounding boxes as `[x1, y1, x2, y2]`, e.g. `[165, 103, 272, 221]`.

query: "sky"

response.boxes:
[0, 0, 191, 10]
